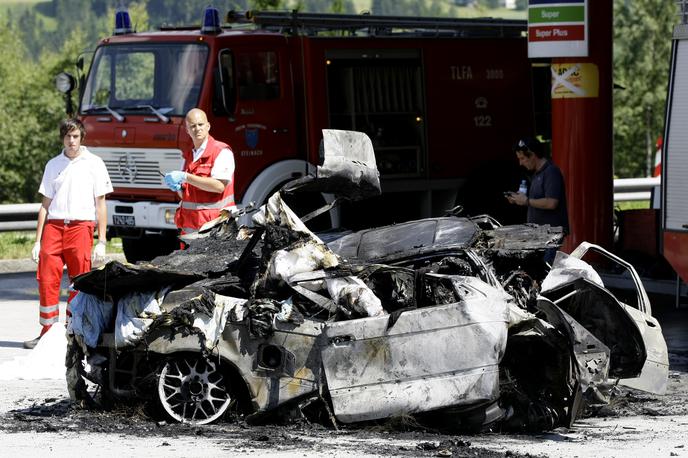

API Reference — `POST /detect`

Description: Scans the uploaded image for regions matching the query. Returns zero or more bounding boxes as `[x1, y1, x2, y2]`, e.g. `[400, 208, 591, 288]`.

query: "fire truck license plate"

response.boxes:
[113, 215, 135, 226]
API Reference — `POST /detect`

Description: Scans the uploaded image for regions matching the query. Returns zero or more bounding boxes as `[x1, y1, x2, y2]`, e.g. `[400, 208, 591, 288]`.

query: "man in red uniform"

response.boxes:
[25, 118, 113, 349]
[164, 108, 235, 233]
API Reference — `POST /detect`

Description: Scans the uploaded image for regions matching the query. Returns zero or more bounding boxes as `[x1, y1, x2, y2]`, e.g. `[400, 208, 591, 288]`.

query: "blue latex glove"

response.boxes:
[164, 171, 187, 191]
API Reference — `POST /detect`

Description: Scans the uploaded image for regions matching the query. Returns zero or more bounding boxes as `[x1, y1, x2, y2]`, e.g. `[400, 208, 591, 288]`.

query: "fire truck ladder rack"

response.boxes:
[227, 10, 526, 38]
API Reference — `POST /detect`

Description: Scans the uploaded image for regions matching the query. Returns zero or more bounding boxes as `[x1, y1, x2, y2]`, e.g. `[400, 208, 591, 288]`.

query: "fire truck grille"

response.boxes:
[89, 147, 183, 189]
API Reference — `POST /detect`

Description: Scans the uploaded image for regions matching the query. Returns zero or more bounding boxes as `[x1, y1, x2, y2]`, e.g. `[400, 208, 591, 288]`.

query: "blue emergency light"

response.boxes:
[201, 5, 222, 34]
[114, 8, 132, 35]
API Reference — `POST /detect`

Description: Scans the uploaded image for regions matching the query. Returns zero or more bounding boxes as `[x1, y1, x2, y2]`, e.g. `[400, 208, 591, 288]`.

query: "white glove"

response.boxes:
[92, 241, 106, 263]
[31, 242, 41, 264]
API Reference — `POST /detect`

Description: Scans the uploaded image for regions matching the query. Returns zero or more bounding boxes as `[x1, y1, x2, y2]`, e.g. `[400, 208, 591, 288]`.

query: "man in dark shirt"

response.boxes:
[506, 137, 569, 263]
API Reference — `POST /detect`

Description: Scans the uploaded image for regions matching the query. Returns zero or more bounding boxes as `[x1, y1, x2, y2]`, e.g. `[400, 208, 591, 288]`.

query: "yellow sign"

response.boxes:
[551, 63, 599, 99]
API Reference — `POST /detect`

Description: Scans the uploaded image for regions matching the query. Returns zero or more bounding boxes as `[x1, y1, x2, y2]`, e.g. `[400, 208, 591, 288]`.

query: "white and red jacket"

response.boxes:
[175, 135, 235, 232]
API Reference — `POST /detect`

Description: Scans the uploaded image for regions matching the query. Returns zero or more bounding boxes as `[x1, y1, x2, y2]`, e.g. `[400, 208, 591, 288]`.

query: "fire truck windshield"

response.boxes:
[81, 42, 208, 117]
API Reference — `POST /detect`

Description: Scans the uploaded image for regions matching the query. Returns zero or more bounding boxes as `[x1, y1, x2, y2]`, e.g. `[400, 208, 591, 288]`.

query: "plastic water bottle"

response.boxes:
[518, 179, 528, 195]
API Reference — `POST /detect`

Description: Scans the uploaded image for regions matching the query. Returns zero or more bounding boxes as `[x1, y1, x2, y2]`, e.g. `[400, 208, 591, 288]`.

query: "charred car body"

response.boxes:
[66, 131, 668, 430]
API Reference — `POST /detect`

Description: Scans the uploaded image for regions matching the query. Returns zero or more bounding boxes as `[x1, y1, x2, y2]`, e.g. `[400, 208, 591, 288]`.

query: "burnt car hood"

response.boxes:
[281, 129, 381, 202]
[73, 260, 203, 299]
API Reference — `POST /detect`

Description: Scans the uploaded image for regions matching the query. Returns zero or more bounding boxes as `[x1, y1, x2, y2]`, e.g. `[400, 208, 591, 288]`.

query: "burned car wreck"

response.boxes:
[66, 130, 669, 431]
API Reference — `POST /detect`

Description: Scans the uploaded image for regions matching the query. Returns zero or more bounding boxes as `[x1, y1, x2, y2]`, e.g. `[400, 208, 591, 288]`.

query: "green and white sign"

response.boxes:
[528, 0, 588, 58]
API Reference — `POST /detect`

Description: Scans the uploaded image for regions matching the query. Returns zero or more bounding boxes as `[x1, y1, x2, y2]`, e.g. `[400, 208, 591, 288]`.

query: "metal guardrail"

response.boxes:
[613, 176, 661, 203]
[0, 177, 662, 232]
[0, 203, 40, 232]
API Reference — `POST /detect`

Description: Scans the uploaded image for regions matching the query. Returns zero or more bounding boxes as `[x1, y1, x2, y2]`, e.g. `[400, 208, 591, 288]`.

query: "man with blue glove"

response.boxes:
[164, 108, 235, 233]
[164, 171, 186, 192]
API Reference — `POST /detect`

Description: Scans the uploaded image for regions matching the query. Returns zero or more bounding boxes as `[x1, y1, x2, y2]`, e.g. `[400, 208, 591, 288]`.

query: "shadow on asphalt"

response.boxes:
[0, 290, 41, 301]
[649, 293, 688, 372]
[0, 271, 68, 301]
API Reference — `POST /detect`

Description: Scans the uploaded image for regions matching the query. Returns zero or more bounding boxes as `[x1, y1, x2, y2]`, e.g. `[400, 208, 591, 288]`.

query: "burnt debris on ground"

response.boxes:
[2, 396, 543, 458]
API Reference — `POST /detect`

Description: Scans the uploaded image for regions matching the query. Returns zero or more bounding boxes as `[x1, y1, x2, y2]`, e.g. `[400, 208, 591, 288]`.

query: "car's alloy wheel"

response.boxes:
[157, 356, 231, 424]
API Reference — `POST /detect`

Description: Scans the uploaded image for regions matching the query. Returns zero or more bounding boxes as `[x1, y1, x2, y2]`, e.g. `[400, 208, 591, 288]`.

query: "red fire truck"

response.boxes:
[58, 7, 549, 261]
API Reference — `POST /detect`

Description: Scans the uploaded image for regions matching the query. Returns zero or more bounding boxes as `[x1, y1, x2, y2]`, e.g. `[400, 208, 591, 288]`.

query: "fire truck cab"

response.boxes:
[62, 7, 547, 262]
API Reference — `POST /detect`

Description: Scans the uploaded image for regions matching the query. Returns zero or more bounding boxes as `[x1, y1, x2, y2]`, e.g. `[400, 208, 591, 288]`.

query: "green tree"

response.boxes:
[250, 0, 282, 10]
[296, 0, 355, 14]
[0, 23, 66, 203]
[147, 1, 221, 28]
[613, 0, 676, 177]
[17, 9, 43, 58]
[52, 0, 102, 47]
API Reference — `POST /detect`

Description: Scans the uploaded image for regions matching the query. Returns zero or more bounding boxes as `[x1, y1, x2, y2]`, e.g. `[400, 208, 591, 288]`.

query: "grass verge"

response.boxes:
[0, 231, 123, 260]
[615, 200, 651, 211]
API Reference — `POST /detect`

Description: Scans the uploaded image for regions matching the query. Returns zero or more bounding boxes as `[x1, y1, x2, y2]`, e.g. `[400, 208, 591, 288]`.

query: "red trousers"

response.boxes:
[36, 220, 94, 327]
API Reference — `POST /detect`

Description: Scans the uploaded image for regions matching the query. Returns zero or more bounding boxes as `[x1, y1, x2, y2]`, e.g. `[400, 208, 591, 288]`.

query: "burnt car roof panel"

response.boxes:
[328, 217, 479, 262]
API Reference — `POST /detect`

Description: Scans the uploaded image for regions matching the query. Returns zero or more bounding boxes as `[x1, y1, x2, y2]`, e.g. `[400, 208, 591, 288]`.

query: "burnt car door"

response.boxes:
[545, 242, 669, 395]
[319, 275, 512, 423]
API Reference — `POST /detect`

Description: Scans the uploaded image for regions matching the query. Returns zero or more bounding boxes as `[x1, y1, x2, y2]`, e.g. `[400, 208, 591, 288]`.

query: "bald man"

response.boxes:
[164, 108, 235, 233]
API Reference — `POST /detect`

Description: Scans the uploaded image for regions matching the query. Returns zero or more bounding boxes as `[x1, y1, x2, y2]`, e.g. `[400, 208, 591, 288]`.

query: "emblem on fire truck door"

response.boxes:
[235, 124, 267, 157]
[245, 128, 259, 149]
[118, 153, 138, 183]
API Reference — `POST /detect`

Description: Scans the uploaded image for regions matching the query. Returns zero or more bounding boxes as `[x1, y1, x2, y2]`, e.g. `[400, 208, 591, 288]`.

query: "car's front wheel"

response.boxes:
[157, 355, 232, 425]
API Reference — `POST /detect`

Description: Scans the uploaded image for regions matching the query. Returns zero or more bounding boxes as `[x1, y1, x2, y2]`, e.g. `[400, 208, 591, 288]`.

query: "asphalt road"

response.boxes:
[0, 269, 69, 364]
